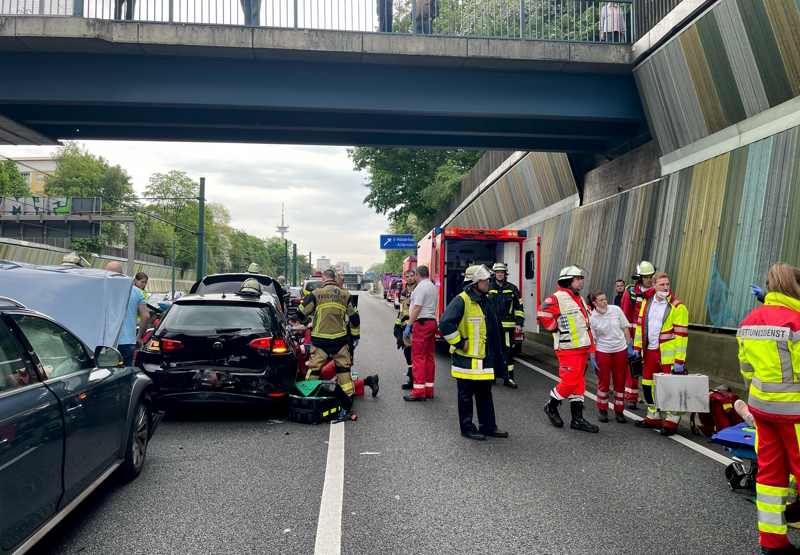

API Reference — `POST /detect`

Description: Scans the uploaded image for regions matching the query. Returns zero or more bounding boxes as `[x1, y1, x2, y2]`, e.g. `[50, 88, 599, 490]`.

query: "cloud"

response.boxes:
[1, 141, 389, 269]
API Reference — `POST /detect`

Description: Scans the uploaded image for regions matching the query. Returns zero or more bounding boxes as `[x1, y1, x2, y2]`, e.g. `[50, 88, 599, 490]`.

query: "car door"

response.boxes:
[0, 317, 64, 554]
[9, 314, 126, 509]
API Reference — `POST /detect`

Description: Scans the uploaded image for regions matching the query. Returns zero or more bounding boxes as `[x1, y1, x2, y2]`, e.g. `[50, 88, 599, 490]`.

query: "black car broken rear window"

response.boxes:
[159, 303, 281, 333]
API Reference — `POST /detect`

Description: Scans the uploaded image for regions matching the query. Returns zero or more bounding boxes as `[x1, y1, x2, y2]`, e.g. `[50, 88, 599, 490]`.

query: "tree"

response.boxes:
[45, 142, 137, 255]
[0, 160, 31, 196]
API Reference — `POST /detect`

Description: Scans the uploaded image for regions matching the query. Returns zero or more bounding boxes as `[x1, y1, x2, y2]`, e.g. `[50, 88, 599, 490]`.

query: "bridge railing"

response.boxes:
[0, 0, 633, 43]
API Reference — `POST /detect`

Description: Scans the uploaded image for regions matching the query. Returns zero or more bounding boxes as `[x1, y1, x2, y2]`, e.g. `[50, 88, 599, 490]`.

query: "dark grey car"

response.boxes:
[0, 298, 162, 555]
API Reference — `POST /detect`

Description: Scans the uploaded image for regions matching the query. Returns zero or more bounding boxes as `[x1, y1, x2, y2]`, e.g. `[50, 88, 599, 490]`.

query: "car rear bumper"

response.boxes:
[153, 391, 289, 407]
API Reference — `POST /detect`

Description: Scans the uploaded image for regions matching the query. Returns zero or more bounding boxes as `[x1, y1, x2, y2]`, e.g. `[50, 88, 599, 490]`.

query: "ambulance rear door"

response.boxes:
[521, 236, 540, 333]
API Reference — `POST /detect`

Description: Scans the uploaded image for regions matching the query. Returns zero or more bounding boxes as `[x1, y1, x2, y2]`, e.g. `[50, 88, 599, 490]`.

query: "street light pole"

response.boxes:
[171, 236, 176, 300]
[292, 243, 297, 286]
[197, 177, 205, 280]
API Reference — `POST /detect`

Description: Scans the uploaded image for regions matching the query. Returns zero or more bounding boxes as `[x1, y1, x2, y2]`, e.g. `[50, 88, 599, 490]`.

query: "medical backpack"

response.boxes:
[690, 385, 744, 438]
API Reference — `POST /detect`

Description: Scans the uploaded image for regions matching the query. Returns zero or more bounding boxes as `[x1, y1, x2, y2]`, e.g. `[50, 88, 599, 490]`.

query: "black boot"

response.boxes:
[401, 377, 412, 390]
[570, 401, 599, 433]
[503, 379, 518, 389]
[615, 411, 627, 424]
[762, 545, 800, 554]
[625, 402, 638, 411]
[364, 375, 379, 397]
[544, 397, 564, 428]
[597, 409, 609, 423]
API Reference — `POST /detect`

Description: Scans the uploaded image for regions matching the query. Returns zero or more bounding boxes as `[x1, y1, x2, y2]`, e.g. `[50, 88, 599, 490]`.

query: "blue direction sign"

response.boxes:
[380, 234, 417, 250]
[365, 272, 375, 278]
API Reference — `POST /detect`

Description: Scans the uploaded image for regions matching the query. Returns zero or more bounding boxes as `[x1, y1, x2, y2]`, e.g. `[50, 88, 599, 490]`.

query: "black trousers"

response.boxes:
[377, 0, 393, 32]
[403, 346, 412, 380]
[456, 378, 497, 434]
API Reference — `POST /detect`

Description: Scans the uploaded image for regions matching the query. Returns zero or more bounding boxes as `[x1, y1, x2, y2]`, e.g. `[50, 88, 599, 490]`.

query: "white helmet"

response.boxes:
[463, 264, 493, 289]
[559, 265, 585, 280]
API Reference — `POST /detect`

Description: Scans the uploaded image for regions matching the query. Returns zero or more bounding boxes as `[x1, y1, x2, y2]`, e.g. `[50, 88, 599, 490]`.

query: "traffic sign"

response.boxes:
[365, 272, 375, 278]
[380, 234, 417, 250]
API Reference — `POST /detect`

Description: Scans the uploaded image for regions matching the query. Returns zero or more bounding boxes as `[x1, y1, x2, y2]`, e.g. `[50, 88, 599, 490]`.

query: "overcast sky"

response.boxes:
[2, 142, 389, 270]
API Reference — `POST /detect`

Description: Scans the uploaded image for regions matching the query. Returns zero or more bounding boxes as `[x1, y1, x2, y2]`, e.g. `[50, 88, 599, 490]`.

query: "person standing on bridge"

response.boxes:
[631, 272, 688, 436]
[297, 269, 360, 403]
[486, 262, 524, 389]
[539, 266, 599, 433]
[377, 0, 393, 32]
[239, 0, 260, 27]
[395, 269, 417, 390]
[621, 261, 657, 410]
[439, 264, 508, 440]
[737, 263, 800, 555]
[600, 1, 626, 43]
[403, 265, 438, 401]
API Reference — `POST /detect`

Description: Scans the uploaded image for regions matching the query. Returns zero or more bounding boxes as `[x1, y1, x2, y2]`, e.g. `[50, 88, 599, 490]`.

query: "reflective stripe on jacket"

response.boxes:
[538, 288, 593, 352]
[633, 293, 688, 367]
[738, 292, 800, 419]
[439, 290, 494, 380]
[298, 280, 360, 342]
[487, 279, 524, 330]
[395, 283, 416, 347]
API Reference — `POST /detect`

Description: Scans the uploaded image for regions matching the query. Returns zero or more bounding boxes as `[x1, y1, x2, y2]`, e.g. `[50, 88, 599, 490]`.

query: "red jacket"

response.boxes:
[538, 286, 595, 354]
[620, 283, 655, 330]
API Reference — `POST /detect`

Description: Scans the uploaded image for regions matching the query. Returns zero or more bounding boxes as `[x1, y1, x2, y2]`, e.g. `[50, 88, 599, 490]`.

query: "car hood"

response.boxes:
[0, 260, 133, 351]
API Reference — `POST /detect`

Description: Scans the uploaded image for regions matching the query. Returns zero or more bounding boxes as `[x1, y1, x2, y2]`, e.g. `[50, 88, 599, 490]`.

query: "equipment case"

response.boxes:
[288, 395, 342, 424]
[653, 373, 710, 413]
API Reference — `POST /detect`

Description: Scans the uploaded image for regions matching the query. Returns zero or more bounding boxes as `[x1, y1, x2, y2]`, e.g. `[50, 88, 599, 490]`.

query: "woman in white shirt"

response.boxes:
[587, 290, 632, 424]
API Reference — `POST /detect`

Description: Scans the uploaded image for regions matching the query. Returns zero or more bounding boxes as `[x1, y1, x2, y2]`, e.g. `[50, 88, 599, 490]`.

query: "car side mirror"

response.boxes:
[94, 346, 124, 368]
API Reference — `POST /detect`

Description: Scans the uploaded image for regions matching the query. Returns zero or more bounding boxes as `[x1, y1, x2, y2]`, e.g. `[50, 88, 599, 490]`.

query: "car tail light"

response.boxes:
[161, 339, 184, 351]
[249, 337, 289, 355]
[267, 392, 288, 398]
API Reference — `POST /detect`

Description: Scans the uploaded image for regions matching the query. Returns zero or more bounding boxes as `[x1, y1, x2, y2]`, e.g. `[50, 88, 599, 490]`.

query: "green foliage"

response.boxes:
[0, 160, 31, 196]
[45, 142, 137, 256]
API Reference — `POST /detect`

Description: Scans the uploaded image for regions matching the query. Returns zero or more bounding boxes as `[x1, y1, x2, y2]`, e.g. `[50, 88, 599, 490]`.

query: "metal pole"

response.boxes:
[520, 0, 524, 38]
[309, 251, 312, 277]
[239, 252, 243, 272]
[197, 177, 205, 280]
[203, 243, 209, 277]
[294, 0, 298, 28]
[171, 237, 176, 300]
[292, 243, 297, 286]
[284, 240, 288, 281]
[169, 0, 174, 23]
[126, 221, 136, 277]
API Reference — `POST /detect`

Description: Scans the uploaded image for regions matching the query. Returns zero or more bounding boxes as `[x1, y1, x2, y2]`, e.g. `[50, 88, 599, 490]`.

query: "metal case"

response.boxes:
[653, 373, 710, 413]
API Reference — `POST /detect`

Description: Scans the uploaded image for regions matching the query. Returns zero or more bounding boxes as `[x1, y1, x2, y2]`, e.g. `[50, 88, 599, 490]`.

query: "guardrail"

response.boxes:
[0, 0, 634, 43]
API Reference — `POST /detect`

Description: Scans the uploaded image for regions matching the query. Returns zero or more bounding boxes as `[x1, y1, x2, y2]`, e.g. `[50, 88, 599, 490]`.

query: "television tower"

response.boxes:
[276, 204, 289, 241]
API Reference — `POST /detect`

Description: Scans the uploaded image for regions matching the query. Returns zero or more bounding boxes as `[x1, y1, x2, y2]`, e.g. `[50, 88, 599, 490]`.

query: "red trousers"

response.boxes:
[553, 350, 588, 401]
[624, 372, 639, 404]
[411, 319, 437, 398]
[321, 360, 364, 397]
[596, 349, 627, 412]
[753, 414, 800, 550]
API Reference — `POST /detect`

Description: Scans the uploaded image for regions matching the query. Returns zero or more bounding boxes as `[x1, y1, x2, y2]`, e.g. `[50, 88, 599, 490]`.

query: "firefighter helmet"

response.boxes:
[246, 262, 262, 274]
[634, 261, 656, 278]
[238, 278, 263, 296]
[558, 265, 585, 280]
[61, 252, 90, 268]
[463, 264, 493, 290]
[492, 262, 509, 273]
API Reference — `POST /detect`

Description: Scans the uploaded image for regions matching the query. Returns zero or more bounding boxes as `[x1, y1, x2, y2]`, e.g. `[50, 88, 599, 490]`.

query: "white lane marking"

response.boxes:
[359, 452, 380, 455]
[515, 357, 733, 466]
[314, 421, 345, 555]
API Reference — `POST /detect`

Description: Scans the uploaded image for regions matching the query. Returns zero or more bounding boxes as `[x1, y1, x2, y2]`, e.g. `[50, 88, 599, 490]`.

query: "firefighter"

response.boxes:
[395, 269, 417, 390]
[297, 269, 360, 406]
[246, 262, 262, 274]
[61, 251, 91, 268]
[631, 271, 688, 436]
[620, 261, 657, 410]
[487, 262, 525, 389]
[439, 265, 508, 441]
[539, 266, 599, 433]
[738, 263, 800, 555]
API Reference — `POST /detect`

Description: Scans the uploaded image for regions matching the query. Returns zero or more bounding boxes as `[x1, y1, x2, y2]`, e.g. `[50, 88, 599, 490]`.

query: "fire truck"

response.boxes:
[415, 227, 541, 338]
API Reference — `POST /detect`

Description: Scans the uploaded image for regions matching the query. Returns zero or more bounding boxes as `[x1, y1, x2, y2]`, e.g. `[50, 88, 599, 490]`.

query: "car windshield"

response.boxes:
[159, 303, 281, 333]
[290, 288, 302, 298]
[305, 281, 323, 292]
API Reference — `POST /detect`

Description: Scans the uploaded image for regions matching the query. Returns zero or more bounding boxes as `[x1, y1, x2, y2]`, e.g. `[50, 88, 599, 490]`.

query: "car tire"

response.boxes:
[119, 399, 149, 482]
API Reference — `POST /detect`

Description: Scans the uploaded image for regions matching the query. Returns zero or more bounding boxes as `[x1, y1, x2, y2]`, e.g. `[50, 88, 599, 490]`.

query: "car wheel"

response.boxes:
[119, 399, 149, 481]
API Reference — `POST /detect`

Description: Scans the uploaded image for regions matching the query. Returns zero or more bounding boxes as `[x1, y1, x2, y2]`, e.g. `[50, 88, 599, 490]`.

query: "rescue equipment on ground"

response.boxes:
[690, 386, 745, 438]
[653, 372, 709, 413]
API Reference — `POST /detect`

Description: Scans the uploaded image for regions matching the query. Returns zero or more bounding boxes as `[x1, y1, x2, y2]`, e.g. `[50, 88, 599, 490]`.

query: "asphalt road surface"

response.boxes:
[29, 291, 796, 555]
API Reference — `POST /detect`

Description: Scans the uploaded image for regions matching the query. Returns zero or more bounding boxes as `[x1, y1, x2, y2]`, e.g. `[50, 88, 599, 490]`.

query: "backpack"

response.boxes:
[690, 385, 744, 438]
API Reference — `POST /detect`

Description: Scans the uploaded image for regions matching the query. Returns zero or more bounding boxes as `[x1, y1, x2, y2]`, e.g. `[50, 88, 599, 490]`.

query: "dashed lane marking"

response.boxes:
[314, 421, 345, 555]
[515, 357, 733, 466]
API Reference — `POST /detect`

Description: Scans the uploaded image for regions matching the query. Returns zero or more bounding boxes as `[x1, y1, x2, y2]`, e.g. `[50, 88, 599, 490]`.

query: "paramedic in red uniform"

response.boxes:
[403, 265, 439, 401]
[620, 261, 657, 410]
[538, 266, 599, 433]
[738, 263, 800, 555]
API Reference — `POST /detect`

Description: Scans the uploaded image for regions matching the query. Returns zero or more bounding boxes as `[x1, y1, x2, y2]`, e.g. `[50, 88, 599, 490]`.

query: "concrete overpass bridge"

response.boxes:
[0, 15, 646, 152]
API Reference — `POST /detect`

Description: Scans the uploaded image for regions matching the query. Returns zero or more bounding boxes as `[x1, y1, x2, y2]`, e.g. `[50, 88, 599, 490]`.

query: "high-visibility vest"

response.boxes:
[738, 292, 800, 417]
[633, 295, 688, 366]
[307, 281, 356, 341]
[447, 291, 493, 380]
[137, 288, 148, 323]
[488, 280, 524, 330]
[552, 290, 592, 351]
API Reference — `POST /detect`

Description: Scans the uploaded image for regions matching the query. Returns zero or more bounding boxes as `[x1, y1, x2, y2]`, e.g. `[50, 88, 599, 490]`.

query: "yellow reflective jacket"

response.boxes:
[738, 292, 800, 419]
[633, 293, 688, 367]
[395, 282, 416, 347]
[439, 290, 494, 380]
